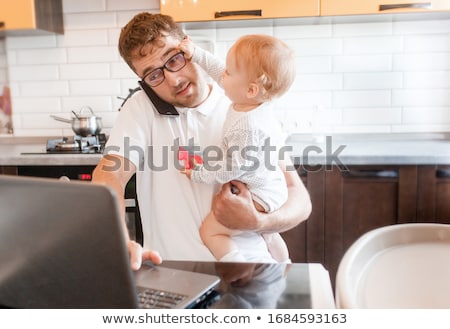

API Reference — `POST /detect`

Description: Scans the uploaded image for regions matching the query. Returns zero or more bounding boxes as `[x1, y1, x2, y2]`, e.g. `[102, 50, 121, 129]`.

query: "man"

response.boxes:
[92, 12, 311, 270]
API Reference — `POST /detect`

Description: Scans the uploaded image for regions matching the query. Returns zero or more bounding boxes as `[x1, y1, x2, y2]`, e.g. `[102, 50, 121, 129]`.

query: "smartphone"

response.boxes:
[138, 80, 179, 116]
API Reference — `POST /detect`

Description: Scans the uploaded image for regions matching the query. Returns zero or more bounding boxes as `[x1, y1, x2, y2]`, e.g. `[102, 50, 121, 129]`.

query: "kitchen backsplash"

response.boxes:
[0, 39, 6, 87]
[0, 38, 12, 134]
[3, 0, 450, 137]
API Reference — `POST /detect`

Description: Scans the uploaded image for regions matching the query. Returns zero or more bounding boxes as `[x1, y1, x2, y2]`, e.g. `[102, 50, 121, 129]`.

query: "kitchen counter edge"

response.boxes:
[1, 133, 450, 166]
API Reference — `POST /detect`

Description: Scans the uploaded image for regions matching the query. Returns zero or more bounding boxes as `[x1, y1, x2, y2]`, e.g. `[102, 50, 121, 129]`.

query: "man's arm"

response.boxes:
[92, 154, 162, 269]
[212, 158, 311, 233]
[92, 155, 135, 219]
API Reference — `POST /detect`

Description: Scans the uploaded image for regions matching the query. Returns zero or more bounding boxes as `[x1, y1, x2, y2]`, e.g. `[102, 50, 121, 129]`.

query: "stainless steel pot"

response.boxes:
[51, 106, 102, 137]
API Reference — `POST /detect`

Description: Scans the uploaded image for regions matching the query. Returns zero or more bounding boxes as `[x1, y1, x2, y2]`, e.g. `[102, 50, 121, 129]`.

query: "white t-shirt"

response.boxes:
[105, 84, 274, 262]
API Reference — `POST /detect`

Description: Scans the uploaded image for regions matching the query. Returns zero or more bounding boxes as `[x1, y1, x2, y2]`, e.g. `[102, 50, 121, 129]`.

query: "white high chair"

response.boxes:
[335, 223, 450, 308]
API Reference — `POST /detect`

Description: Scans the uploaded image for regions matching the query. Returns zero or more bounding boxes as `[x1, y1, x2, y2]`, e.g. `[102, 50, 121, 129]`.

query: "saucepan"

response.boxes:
[51, 106, 102, 137]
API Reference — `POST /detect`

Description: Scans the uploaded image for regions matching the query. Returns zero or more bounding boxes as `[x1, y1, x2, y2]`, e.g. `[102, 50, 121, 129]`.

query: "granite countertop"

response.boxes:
[285, 133, 450, 166]
[1, 133, 450, 166]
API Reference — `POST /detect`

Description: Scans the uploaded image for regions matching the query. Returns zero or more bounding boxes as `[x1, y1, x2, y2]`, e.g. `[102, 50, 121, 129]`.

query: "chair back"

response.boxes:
[335, 223, 450, 308]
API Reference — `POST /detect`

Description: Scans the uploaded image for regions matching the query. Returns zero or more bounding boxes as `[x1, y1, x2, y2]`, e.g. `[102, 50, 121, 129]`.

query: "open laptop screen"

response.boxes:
[0, 175, 138, 308]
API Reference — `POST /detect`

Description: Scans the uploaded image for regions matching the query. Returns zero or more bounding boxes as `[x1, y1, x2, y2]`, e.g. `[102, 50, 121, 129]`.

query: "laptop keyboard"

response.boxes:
[137, 287, 188, 309]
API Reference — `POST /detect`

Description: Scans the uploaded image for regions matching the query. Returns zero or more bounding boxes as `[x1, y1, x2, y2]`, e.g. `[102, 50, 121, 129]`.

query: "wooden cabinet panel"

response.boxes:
[160, 0, 319, 22]
[321, 0, 450, 16]
[303, 167, 326, 263]
[0, 0, 35, 30]
[417, 165, 450, 224]
[281, 165, 325, 264]
[0, 166, 18, 175]
[435, 167, 450, 221]
[280, 167, 308, 263]
[0, 0, 63, 35]
[337, 166, 404, 249]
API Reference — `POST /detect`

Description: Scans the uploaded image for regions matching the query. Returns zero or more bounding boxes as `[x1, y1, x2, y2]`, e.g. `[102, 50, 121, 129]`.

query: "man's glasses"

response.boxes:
[141, 52, 187, 87]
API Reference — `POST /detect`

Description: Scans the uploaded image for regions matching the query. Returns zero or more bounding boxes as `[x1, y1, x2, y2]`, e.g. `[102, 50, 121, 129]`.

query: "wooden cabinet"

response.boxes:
[417, 165, 450, 224]
[0, 0, 63, 35]
[161, 0, 450, 23]
[160, 0, 319, 22]
[321, 0, 450, 16]
[282, 164, 450, 288]
[281, 165, 325, 264]
[0, 166, 17, 175]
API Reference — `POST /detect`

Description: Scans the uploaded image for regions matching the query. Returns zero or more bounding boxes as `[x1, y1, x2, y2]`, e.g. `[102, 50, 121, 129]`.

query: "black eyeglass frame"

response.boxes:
[141, 51, 187, 87]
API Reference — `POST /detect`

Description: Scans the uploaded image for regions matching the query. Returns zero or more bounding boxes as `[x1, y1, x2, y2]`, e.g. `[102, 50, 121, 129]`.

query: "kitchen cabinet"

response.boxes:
[283, 163, 450, 287]
[283, 164, 426, 287]
[160, 0, 319, 22]
[281, 165, 325, 264]
[417, 165, 450, 224]
[321, 0, 450, 16]
[0, 165, 17, 175]
[0, 0, 63, 36]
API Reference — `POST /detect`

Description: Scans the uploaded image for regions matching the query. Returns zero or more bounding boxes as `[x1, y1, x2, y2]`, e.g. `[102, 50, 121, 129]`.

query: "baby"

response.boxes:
[180, 34, 296, 262]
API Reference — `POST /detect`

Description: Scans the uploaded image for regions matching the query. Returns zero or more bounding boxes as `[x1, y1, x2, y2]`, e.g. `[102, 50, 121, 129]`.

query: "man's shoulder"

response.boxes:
[121, 89, 150, 109]
[119, 89, 157, 118]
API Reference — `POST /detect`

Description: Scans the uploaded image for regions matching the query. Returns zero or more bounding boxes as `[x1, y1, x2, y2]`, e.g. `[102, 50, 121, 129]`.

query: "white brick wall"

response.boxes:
[0, 39, 11, 135]
[3, 0, 450, 136]
[0, 39, 7, 88]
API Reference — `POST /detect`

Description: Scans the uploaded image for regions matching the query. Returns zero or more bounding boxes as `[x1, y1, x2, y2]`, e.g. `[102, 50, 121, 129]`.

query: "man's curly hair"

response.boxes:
[118, 12, 185, 71]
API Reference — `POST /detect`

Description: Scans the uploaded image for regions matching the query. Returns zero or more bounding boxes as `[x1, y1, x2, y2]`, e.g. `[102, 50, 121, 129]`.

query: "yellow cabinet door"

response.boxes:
[0, 0, 36, 30]
[321, 0, 450, 16]
[160, 0, 319, 22]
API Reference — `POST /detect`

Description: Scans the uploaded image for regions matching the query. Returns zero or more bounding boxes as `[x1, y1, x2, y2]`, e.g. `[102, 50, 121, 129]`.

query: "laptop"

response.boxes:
[0, 174, 219, 309]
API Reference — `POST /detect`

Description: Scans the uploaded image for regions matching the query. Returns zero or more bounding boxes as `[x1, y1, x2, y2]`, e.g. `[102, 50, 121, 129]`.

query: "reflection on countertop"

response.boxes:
[159, 261, 336, 309]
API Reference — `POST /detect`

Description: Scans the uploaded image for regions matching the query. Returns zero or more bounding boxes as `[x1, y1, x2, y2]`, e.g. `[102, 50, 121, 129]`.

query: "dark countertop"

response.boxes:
[160, 261, 335, 309]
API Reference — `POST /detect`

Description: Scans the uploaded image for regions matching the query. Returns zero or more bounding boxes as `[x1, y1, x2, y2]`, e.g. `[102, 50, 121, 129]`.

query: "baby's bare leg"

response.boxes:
[263, 233, 290, 262]
[200, 211, 244, 261]
[254, 200, 290, 262]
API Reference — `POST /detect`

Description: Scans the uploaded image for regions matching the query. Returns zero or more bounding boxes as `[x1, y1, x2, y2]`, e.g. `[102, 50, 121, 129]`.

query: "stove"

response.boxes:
[46, 134, 107, 154]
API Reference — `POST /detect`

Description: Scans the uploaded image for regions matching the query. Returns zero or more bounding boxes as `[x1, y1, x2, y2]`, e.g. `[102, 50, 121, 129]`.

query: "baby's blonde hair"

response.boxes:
[231, 34, 296, 100]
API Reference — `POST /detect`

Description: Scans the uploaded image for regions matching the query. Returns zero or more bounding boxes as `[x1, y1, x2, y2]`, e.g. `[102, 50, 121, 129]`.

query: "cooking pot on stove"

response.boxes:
[51, 106, 102, 137]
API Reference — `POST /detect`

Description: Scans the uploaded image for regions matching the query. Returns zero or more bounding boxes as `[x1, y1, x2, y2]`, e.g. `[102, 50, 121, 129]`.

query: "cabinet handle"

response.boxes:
[379, 2, 432, 11]
[342, 169, 399, 178]
[215, 10, 262, 19]
[297, 167, 308, 177]
[436, 169, 450, 178]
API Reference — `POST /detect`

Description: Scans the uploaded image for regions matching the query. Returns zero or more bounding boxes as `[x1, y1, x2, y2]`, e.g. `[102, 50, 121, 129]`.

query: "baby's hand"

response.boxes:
[179, 35, 195, 60]
[180, 168, 192, 179]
